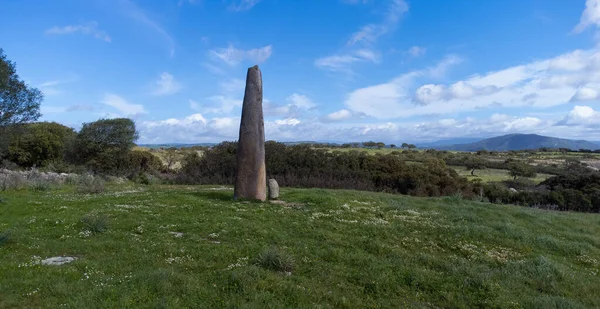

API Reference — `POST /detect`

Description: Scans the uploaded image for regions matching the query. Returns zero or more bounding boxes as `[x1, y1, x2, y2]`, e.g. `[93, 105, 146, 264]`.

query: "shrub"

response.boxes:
[253, 246, 295, 273]
[80, 213, 109, 234]
[176, 141, 474, 198]
[27, 179, 53, 191]
[75, 175, 106, 194]
[70, 118, 138, 174]
[7, 122, 76, 168]
[127, 150, 163, 174]
[0, 173, 26, 191]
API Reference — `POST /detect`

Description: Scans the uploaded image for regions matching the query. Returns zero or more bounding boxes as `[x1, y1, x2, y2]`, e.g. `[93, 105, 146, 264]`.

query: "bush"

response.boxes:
[176, 141, 474, 198]
[75, 174, 106, 194]
[27, 179, 53, 191]
[80, 213, 109, 234]
[0, 173, 26, 191]
[70, 118, 138, 174]
[6, 122, 76, 168]
[127, 150, 163, 177]
[253, 246, 295, 273]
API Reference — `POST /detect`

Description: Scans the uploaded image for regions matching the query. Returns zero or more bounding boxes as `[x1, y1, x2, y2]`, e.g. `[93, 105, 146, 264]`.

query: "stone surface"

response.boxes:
[169, 232, 184, 238]
[234, 65, 267, 201]
[41, 256, 77, 266]
[268, 178, 279, 200]
[508, 188, 518, 193]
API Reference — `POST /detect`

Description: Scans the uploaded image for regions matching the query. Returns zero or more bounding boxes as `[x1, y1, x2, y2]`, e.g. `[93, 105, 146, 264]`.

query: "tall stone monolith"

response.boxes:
[234, 65, 266, 201]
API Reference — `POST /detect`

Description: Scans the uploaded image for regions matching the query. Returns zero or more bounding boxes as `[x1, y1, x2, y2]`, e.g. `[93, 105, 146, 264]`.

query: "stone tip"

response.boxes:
[249, 65, 260, 70]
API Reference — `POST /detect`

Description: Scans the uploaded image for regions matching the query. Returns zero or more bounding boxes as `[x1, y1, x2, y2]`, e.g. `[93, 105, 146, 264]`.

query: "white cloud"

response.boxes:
[151, 72, 182, 96]
[559, 105, 600, 126]
[570, 86, 600, 101]
[264, 93, 317, 118]
[325, 109, 353, 121]
[347, 0, 408, 45]
[228, 0, 262, 11]
[573, 0, 600, 33]
[274, 118, 301, 126]
[206, 95, 243, 114]
[315, 49, 380, 73]
[135, 105, 600, 144]
[45, 21, 111, 42]
[345, 48, 600, 119]
[101, 94, 146, 116]
[286, 93, 316, 110]
[407, 46, 426, 57]
[345, 55, 461, 118]
[209, 44, 272, 66]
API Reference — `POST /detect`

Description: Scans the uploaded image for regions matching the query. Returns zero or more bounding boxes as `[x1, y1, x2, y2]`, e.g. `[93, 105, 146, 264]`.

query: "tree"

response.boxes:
[363, 141, 377, 148]
[464, 156, 486, 176]
[390, 144, 396, 148]
[7, 122, 75, 167]
[72, 118, 139, 173]
[508, 161, 536, 180]
[401, 143, 409, 149]
[407, 144, 417, 149]
[376, 142, 385, 149]
[0, 49, 43, 159]
[0, 49, 42, 127]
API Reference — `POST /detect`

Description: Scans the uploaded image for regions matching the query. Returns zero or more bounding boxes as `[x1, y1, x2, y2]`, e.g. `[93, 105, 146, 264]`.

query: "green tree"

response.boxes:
[401, 143, 409, 149]
[72, 118, 139, 174]
[464, 156, 486, 176]
[376, 142, 385, 149]
[407, 144, 417, 149]
[363, 141, 377, 148]
[7, 122, 75, 167]
[508, 161, 536, 180]
[390, 144, 396, 148]
[0, 49, 43, 159]
[0, 49, 42, 127]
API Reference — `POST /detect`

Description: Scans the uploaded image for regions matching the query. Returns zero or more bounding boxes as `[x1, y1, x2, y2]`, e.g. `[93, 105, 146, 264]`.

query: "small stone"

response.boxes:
[508, 188, 518, 193]
[169, 232, 184, 238]
[268, 179, 279, 200]
[41, 256, 77, 266]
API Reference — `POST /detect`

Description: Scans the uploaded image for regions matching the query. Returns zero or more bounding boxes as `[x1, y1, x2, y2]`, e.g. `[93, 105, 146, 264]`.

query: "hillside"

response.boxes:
[1, 184, 599, 308]
[437, 134, 600, 151]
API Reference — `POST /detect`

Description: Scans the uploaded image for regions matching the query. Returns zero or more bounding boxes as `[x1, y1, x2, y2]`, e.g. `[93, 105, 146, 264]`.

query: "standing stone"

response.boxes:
[234, 65, 266, 201]
[268, 179, 279, 200]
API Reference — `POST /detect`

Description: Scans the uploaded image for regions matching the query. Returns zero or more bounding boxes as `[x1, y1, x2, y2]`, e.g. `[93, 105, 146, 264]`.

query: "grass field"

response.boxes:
[451, 166, 553, 184]
[1, 184, 599, 308]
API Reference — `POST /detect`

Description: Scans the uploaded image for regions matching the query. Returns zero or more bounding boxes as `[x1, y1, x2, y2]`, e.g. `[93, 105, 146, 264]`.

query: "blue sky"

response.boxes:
[2, 0, 600, 144]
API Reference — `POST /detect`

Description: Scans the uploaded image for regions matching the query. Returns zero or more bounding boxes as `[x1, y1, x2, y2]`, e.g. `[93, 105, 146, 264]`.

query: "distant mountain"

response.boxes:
[137, 143, 216, 149]
[438, 134, 600, 151]
[416, 137, 484, 148]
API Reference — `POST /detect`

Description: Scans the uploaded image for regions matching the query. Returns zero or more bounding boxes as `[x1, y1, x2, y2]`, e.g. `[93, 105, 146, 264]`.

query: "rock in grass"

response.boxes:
[41, 256, 77, 266]
[268, 179, 279, 200]
[234, 65, 267, 201]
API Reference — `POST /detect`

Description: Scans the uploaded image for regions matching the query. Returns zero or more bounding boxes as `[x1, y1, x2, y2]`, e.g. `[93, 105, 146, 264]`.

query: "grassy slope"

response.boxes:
[1, 185, 599, 308]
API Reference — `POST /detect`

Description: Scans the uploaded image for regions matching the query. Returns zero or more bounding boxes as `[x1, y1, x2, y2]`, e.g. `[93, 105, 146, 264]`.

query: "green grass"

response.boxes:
[1, 184, 599, 308]
[451, 166, 553, 184]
